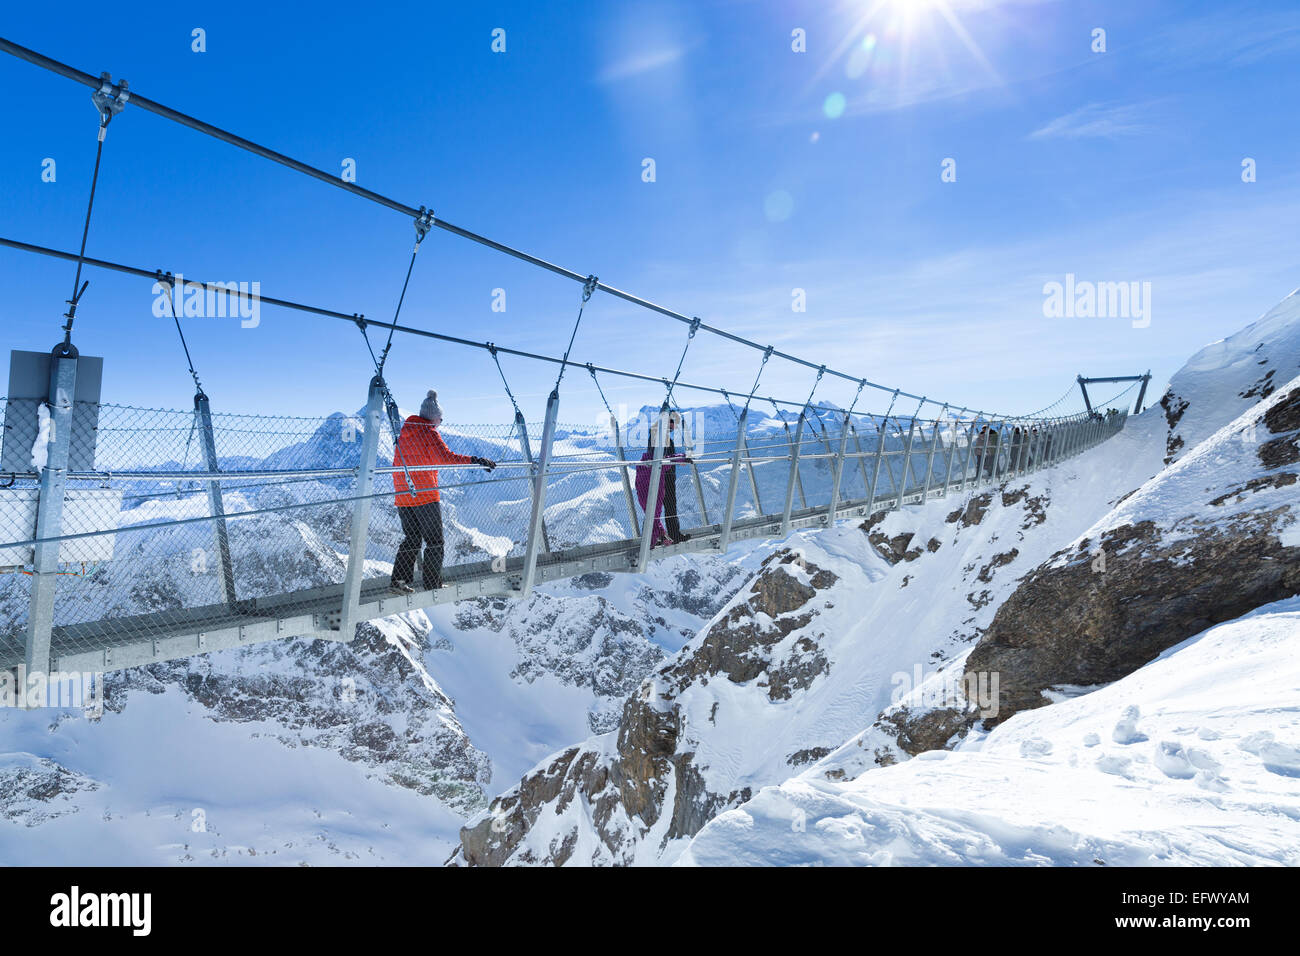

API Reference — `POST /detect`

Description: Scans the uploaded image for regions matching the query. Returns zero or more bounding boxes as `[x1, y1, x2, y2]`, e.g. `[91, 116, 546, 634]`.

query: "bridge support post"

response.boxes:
[850, 423, 871, 499]
[780, 410, 807, 537]
[516, 410, 551, 552]
[520, 390, 560, 596]
[894, 418, 918, 508]
[635, 404, 670, 573]
[921, 406, 947, 501]
[866, 416, 890, 509]
[1134, 371, 1151, 415]
[611, 416, 640, 538]
[338, 375, 385, 638]
[195, 390, 237, 607]
[993, 426, 1013, 486]
[940, 416, 959, 498]
[781, 415, 808, 511]
[825, 412, 852, 528]
[741, 430, 763, 517]
[22, 344, 78, 703]
[717, 408, 748, 553]
[681, 414, 710, 526]
[955, 421, 972, 489]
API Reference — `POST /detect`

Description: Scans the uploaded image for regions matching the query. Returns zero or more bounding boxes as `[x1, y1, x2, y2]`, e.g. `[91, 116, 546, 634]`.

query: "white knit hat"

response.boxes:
[419, 390, 443, 422]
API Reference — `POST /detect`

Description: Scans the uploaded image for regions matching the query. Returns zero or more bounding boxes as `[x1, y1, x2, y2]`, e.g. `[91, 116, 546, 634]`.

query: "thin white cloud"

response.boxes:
[596, 45, 691, 83]
[1028, 101, 1154, 140]
[1141, 10, 1300, 69]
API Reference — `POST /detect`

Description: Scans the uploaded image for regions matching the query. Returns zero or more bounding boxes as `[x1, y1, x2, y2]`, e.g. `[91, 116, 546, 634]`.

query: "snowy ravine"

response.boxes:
[3, 289, 1298, 866]
[0, 499, 766, 863]
[450, 288, 1300, 866]
[678, 597, 1300, 866]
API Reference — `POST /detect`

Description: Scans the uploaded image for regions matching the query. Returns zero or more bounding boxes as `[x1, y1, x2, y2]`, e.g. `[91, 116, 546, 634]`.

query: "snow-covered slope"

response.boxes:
[678, 597, 1300, 867]
[448, 399, 1168, 866]
[1160, 287, 1300, 463]
[967, 373, 1300, 721]
[5, 287, 1299, 867]
[449, 288, 1300, 867]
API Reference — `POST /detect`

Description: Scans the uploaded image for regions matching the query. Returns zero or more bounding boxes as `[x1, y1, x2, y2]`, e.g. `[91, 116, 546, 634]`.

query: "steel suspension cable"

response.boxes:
[0, 37, 1043, 420]
[554, 275, 598, 393]
[488, 345, 524, 419]
[378, 207, 435, 375]
[60, 73, 128, 345]
[587, 364, 616, 421]
[664, 316, 702, 407]
[157, 273, 204, 394]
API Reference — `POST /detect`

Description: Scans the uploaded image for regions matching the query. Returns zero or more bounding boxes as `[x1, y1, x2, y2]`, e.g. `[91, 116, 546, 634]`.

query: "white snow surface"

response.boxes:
[678, 597, 1300, 867]
[30, 403, 51, 472]
[1163, 286, 1300, 461]
[1, 288, 1298, 867]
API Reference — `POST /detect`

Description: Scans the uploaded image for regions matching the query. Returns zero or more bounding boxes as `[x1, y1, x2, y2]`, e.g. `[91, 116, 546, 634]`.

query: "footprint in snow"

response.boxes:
[1112, 705, 1147, 745]
[1239, 731, 1300, 778]
[1019, 737, 1053, 758]
[1153, 740, 1196, 780]
[1095, 754, 1134, 778]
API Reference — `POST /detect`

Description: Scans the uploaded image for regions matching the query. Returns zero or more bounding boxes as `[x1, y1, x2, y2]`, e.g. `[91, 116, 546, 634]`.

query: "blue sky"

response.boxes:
[2, 0, 1298, 429]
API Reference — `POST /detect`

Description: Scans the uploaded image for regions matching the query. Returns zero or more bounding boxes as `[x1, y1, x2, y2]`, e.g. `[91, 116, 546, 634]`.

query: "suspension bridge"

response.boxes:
[0, 37, 1144, 693]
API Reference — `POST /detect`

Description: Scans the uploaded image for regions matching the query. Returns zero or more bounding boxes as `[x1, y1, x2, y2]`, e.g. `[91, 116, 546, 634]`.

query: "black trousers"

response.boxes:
[392, 501, 444, 587]
[662, 468, 683, 541]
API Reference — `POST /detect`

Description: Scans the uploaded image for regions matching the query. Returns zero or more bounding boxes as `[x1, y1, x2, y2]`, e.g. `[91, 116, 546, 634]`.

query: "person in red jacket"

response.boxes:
[390, 390, 495, 594]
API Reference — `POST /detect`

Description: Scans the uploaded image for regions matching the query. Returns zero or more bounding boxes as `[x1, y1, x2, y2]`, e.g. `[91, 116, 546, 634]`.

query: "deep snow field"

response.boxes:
[1, 289, 1298, 866]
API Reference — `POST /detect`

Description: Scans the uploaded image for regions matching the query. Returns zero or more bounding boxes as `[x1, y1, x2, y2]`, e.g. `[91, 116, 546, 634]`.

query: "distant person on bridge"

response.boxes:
[973, 425, 990, 476]
[983, 425, 1001, 477]
[636, 411, 692, 547]
[390, 390, 496, 594]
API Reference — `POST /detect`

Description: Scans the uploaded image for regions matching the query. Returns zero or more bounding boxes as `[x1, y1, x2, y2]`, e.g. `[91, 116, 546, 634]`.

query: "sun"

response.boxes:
[809, 0, 1002, 106]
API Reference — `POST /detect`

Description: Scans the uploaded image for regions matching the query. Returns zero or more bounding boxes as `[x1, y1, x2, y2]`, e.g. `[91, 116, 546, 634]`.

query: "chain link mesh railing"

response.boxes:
[0, 388, 1129, 670]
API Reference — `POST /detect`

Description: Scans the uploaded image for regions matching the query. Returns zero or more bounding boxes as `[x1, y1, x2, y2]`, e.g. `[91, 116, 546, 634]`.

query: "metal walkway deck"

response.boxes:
[30, 475, 994, 674]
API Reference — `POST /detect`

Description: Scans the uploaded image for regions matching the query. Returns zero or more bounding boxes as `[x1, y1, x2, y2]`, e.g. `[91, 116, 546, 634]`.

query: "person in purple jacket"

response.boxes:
[635, 411, 692, 546]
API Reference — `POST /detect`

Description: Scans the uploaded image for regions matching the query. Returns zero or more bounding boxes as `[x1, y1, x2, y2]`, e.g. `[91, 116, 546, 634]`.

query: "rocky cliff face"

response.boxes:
[966, 380, 1300, 723]
[449, 561, 749, 733]
[104, 615, 495, 813]
[452, 549, 854, 865]
[1159, 288, 1300, 464]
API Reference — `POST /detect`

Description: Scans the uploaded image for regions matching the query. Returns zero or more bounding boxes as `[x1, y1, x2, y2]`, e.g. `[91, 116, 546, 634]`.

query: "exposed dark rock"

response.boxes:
[1209, 471, 1297, 506]
[1264, 386, 1300, 433]
[1259, 437, 1300, 469]
[966, 513, 1300, 724]
[455, 549, 841, 865]
[572, 571, 614, 590]
[787, 746, 833, 766]
[104, 620, 494, 813]
[958, 493, 993, 528]
[976, 549, 1020, 584]
[1160, 392, 1189, 464]
[879, 706, 979, 758]
[0, 758, 99, 826]
[860, 511, 933, 564]
[1240, 367, 1277, 401]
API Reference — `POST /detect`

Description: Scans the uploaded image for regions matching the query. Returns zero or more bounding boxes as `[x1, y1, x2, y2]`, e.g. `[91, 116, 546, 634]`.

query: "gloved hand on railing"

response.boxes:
[471, 456, 497, 472]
